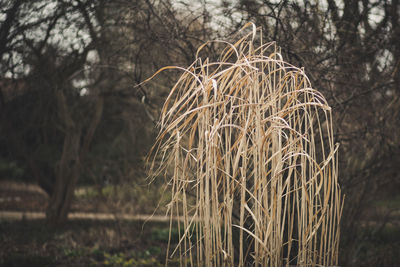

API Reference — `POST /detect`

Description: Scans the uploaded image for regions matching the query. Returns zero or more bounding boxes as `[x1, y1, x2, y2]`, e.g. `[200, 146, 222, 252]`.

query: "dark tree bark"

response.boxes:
[46, 126, 82, 225]
[46, 90, 104, 226]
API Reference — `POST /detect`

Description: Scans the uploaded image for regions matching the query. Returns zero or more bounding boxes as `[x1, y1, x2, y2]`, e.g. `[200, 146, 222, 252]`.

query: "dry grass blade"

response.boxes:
[148, 24, 343, 267]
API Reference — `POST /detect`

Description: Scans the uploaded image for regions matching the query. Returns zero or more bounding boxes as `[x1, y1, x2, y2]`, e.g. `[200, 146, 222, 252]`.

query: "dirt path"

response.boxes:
[0, 210, 180, 222]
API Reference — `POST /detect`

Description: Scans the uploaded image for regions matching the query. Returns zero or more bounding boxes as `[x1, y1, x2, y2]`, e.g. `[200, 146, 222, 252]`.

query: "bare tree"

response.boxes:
[0, 0, 215, 226]
[0, 0, 104, 225]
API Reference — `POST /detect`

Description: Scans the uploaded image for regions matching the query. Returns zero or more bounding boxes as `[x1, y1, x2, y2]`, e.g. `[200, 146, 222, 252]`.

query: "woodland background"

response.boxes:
[0, 0, 399, 266]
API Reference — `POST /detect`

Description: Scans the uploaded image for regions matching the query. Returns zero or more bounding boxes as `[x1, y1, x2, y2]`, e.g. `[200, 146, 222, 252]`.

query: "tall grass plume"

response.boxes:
[148, 23, 343, 267]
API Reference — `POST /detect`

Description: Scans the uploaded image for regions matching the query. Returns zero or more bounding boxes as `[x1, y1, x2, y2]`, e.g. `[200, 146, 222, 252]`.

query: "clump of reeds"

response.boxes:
[148, 23, 343, 267]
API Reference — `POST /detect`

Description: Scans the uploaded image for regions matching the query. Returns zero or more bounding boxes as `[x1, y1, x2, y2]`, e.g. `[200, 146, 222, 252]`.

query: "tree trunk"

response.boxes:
[46, 90, 104, 226]
[46, 128, 81, 226]
[46, 90, 81, 226]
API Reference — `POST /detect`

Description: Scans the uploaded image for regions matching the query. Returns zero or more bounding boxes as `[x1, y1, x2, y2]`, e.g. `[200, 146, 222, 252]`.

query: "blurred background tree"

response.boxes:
[0, 0, 214, 225]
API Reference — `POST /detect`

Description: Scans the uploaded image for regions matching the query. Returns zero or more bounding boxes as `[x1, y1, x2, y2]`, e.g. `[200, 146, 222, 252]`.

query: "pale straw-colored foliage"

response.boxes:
[148, 24, 343, 267]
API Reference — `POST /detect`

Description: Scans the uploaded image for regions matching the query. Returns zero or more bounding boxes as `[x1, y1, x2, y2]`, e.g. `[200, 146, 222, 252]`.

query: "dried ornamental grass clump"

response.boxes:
[147, 23, 343, 267]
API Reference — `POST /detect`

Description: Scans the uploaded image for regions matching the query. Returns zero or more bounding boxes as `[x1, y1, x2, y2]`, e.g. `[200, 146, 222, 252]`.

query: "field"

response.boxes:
[0, 180, 179, 267]
[1, 180, 399, 266]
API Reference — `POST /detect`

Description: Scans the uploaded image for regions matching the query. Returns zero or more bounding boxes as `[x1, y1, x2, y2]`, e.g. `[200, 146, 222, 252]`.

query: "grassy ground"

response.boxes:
[0, 180, 180, 267]
[1, 217, 399, 267]
[0, 219, 182, 267]
[1, 180, 399, 266]
[348, 224, 400, 267]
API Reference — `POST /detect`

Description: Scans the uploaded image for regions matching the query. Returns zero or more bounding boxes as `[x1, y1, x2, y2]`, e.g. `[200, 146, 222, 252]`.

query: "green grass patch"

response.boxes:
[0, 219, 181, 266]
